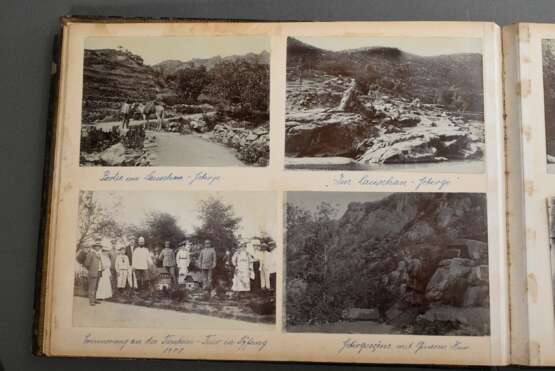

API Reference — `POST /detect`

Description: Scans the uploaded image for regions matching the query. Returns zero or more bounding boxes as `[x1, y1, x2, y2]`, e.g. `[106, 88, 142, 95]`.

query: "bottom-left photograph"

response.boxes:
[72, 190, 277, 330]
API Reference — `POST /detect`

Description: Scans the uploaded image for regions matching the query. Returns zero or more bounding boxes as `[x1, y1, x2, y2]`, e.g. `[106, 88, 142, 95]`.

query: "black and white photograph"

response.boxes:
[285, 36, 485, 172]
[73, 190, 277, 330]
[80, 36, 270, 167]
[547, 197, 555, 311]
[285, 192, 490, 335]
[543, 39, 555, 173]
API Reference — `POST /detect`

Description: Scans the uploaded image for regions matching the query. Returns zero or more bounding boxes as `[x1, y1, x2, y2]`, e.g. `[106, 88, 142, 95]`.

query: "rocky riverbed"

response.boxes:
[285, 75, 485, 170]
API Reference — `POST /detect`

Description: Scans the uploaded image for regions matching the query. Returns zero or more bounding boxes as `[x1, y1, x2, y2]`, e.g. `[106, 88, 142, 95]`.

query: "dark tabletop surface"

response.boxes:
[0, 0, 552, 370]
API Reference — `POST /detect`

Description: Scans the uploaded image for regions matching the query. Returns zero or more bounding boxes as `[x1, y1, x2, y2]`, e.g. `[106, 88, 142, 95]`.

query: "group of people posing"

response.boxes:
[76, 235, 277, 306]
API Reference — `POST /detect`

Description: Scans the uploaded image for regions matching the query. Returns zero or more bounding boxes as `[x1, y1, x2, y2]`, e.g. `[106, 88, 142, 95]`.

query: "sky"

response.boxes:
[91, 190, 276, 240]
[85, 36, 270, 65]
[294, 36, 482, 56]
[286, 191, 391, 217]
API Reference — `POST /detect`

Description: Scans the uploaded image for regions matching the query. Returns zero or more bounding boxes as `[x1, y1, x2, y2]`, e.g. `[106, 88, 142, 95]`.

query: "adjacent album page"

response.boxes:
[39, 20, 508, 365]
[503, 23, 555, 366]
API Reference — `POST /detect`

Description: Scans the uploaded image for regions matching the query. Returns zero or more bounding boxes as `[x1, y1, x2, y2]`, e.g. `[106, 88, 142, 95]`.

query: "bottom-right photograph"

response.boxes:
[284, 191, 490, 336]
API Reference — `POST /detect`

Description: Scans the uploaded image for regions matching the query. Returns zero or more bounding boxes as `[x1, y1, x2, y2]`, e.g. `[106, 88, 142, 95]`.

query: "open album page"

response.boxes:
[504, 23, 555, 366]
[39, 20, 509, 365]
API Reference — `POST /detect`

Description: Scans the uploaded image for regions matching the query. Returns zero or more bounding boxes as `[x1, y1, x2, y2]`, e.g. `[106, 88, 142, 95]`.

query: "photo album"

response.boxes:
[31, 17, 552, 366]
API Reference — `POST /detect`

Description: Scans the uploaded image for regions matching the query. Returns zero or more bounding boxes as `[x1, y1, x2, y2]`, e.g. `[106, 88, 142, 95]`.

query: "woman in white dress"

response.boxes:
[231, 243, 253, 294]
[96, 247, 113, 300]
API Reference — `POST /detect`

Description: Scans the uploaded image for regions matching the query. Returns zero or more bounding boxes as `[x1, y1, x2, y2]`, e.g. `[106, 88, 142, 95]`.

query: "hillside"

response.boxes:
[286, 193, 489, 335]
[82, 48, 270, 124]
[82, 49, 161, 123]
[153, 50, 270, 76]
[286, 37, 484, 112]
[285, 38, 485, 167]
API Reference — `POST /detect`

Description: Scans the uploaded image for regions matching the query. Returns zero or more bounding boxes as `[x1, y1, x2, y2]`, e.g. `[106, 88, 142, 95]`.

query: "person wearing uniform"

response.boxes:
[121, 99, 131, 129]
[175, 241, 192, 284]
[132, 236, 151, 292]
[198, 240, 217, 291]
[159, 241, 177, 286]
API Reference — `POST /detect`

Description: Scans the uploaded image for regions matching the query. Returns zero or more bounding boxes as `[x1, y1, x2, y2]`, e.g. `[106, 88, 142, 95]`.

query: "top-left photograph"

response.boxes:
[79, 36, 271, 167]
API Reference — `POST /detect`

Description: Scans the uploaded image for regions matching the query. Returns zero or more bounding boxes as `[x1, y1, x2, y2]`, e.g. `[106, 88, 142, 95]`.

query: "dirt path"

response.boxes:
[151, 132, 244, 167]
[84, 120, 245, 167]
[72, 297, 274, 330]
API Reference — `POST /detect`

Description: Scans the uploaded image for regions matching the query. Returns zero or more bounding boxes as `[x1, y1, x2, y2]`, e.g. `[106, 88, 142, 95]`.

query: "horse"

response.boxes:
[135, 102, 165, 131]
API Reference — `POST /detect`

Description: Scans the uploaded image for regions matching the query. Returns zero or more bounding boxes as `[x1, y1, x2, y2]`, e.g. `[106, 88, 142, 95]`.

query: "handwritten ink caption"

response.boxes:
[99, 170, 221, 186]
[337, 338, 470, 355]
[82, 333, 268, 355]
[329, 173, 455, 191]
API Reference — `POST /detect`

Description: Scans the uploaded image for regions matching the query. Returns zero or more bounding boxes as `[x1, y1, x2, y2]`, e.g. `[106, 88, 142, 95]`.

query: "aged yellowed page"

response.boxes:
[40, 20, 508, 365]
[502, 24, 529, 365]
[504, 23, 555, 366]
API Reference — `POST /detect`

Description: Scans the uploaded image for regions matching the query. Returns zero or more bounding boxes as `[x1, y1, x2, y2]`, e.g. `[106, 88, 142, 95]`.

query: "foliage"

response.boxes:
[434, 85, 468, 112]
[193, 197, 242, 281]
[121, 125, 145, 149]
[285, 202, 343, 324]
[205, 60, 270, 119]
[202, 110, 225, 132]
[77, 191, 123, 250]
[175, 64, 211, 103]
[194, 196, 242, 255]
[132, 211, 187, 250]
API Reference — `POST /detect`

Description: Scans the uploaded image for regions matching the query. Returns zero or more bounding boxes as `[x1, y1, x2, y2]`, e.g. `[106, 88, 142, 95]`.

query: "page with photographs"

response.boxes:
[37, 19, 508, 365]
[503, 23, 555, 366]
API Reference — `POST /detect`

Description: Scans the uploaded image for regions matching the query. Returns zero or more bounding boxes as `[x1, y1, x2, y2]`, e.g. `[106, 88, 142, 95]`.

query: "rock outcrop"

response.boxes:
[285, 39, 486, 167]
[286, 109, 378, 157]
[286, 192, 490, 336]
[285, 79, 484, 164]
[212, 124, 270, 166]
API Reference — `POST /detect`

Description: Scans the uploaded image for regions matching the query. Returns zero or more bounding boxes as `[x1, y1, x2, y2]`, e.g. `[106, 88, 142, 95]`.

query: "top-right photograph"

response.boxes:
[285, 36, 485, 172]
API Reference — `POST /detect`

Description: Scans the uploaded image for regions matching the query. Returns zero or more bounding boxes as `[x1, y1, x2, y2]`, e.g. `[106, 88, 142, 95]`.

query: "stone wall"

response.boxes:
[212, 124, 270, 166]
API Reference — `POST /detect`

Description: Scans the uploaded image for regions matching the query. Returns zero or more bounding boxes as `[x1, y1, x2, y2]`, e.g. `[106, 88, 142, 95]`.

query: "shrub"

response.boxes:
[175, 65, 211, 103]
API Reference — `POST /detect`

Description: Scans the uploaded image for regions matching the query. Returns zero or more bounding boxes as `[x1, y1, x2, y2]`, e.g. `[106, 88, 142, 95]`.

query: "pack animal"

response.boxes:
[136, 102, 165, 131]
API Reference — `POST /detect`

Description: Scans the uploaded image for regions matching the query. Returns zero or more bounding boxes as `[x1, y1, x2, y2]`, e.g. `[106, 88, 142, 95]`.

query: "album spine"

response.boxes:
[32, 20, 64, 357]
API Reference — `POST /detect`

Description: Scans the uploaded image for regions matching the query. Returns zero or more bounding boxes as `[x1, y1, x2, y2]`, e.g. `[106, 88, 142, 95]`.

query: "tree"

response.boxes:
[194, 196, 242, 256]
[77, 191, 122, 250]
[285, 202, 342, 325]
[138, 211, 186, 250]
[206, 60, 270, 116]
[193, 197, 242, 283]
[175, 64, 210, 103]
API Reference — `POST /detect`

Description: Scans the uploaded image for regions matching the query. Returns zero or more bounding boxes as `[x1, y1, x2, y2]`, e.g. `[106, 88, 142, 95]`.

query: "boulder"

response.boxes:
[190, 119, 208, 133]
[99, 143, 126, 166]
[455, 239, 488, 261]
[287, 278, 307, 304]
[418, 305, 490, 335]
[468, 265, 489, 286]
[462, 286, 489, 307]
[285, 109, 377, 157]
[425, 258, 473, 305]
[246, 132, 258, 141]
[342, 307, 380, 321]
[358, 136, 440, 164]
[442, 248, 461, 260]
